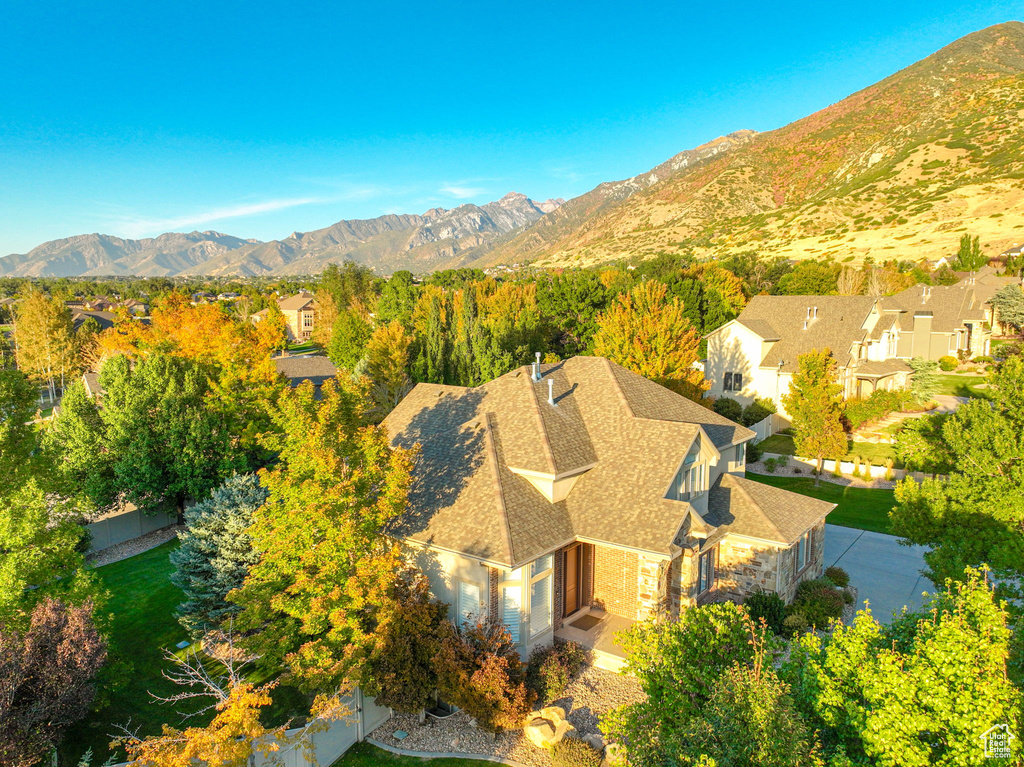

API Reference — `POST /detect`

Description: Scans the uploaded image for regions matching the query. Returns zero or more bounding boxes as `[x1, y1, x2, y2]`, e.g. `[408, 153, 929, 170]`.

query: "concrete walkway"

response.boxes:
[825, 524, 931, 623]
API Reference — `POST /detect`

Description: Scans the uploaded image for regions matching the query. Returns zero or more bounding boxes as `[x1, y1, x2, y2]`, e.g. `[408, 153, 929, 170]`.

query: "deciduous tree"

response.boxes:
[13, 290, 80, 400]
[434, 619, 534, 734]
[0, 599, 107, 767]
[781, 349, 846, 483]
[364, 320, 414, 417]
[0, 369, 39, 494]
[592, 281, 707, 400]
[326, 305, 372, 371]
[989, 284, 1024, 334]
[230, 377, 415, 692]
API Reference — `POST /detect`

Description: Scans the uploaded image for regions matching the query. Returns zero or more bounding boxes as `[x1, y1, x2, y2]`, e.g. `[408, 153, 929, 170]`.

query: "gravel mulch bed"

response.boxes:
[748, 461, 897, 490]
[373, 666, 645, 765]
[87, 524, 183, 567]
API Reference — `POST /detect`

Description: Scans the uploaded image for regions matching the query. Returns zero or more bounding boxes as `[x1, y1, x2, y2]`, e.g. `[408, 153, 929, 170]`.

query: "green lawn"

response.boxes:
[287, 340, 322, 354]
[333, 742, 499, 767]
[60, 541, 307, 765]
[746, 471, 896, 534]
[756, 434, 899, 467]
[932, 373, 989, 398]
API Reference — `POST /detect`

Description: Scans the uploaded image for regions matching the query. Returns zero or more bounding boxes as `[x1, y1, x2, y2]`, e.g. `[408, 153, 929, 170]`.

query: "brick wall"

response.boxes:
[591, 544, 639, 618]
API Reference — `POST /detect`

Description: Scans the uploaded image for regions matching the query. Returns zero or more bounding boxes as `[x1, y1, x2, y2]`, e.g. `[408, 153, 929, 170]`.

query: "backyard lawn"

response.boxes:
[746, 471, 896, 534]
[60, 540, 307, 765]
[333, 743, 498, 767]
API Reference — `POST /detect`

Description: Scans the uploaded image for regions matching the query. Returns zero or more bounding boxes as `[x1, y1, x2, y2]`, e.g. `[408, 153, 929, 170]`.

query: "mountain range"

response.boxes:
[3, 21, 1023, 278]
[0, 193, 564, 278]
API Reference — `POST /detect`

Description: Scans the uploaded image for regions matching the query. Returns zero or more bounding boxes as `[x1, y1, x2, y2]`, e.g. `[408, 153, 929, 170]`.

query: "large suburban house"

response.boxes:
[383, 357, 834, 669]
[704, 270, 1017, 416]
[252, 291, 319, 341]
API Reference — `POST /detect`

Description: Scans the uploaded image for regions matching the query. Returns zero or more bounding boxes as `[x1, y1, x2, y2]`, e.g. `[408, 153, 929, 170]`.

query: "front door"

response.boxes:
[563, 544, 587, 616]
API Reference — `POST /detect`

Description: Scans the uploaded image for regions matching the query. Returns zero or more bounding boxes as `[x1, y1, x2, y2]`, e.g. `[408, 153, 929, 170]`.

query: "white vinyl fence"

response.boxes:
[748, 412, 790, 443]
[759, 452, 947, 483]
[110, 688, 391, 767]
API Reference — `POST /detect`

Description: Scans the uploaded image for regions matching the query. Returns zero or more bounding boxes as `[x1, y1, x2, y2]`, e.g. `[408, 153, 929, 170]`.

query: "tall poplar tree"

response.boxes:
[781, 349, 847, 484]
[13, 290, 79, 400]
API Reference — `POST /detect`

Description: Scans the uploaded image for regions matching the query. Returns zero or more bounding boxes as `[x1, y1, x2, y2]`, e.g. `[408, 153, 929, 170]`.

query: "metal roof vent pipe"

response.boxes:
[532, 352, 542, 381]
[548, 378, 557, 407]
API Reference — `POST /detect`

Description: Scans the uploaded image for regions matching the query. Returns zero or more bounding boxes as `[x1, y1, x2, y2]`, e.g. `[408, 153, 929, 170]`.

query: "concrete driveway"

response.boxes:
[824, 524, 931, 623]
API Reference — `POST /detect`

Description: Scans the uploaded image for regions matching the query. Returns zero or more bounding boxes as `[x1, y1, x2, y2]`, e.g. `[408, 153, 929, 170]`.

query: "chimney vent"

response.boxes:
[532, 352, 541, 381]
[806, 306, 811, 319]
[813, 305, 818, 319]
[802, 320, 808, 330]
[547, 378, 557, 407]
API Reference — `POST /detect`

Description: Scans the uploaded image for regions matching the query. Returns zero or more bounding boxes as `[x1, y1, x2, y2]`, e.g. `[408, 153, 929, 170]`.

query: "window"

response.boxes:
[303, 313, 314, 328]
[688, 463, 705, 496]
[698, 547, 716, 594]
[529, 555, 553, 636]
[501, 567, 524, 643]
[724, 372, 743, 392]
[797, 530, 812, 571]
[457, 581, 481, 624]
[736, 444, 745, 464]
[723, 372, 733, 391]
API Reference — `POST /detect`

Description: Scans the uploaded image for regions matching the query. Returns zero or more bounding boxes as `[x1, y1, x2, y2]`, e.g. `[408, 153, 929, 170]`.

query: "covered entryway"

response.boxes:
[562, 542, 592, 617]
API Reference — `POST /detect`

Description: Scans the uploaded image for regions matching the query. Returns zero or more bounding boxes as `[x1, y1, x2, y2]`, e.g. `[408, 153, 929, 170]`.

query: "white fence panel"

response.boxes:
[749, 412, 790, 443]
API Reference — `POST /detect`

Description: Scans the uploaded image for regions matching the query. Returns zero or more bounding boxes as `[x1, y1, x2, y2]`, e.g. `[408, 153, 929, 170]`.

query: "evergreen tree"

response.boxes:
[170, 474, 267, 638]
[989, 284, 1024, 334]
[374, 270, 419, 328]
[781, 349, 846, 484]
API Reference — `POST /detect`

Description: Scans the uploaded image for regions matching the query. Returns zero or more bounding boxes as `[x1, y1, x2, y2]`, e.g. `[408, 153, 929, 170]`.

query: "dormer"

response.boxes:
[507, 464, 596, 503]
[665, 431, 721, 514]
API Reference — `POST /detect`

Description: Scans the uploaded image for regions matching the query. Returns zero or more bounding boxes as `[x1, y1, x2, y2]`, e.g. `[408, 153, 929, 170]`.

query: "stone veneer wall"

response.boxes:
[776, 520, 827, 603]
[638, 555, 669, 620]
[592, 544, 639, 618]
[714, 538, 782, 601]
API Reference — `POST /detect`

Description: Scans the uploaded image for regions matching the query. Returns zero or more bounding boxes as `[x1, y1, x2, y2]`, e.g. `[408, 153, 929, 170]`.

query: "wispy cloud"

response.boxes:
[439, 184, 486, 199]
[107, 197, 332, 239]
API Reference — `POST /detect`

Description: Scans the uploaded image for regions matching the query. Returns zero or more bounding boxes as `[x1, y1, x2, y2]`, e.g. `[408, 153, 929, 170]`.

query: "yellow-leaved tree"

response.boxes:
[592, 280, 708, 400]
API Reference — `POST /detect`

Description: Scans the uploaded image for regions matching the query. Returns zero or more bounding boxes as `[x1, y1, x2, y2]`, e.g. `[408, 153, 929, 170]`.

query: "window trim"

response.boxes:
[697, 546, 716, 594]
[796, 530, 812, 572]
[455, 579, 484, 625]
[723, 372, 734, 391]
[529, 556, 554, 638]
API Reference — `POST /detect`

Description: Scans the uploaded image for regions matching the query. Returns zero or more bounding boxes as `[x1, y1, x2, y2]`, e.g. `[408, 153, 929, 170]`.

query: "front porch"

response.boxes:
[555, 607, 634, 673]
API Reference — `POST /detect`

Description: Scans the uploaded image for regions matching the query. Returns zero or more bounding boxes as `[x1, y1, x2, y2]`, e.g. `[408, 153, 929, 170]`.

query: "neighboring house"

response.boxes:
[705, 272, 1009, 416]
[383, 357, 833, 669]
[273, 354, 338, 396]
[252, 292, 319, 341]
[71, 309, 116, 333]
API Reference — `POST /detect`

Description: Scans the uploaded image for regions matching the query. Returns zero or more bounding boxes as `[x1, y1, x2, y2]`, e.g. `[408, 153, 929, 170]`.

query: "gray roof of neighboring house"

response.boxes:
[383, 357, 766, 568]
[277, 292, 316, 311]
[883, 283, 986, 332]
[704, 473, 835, 546]
[735, 295, 877, 372]
[82, 373, 102, 398]
[273, 355, 338, 388]
[71, 310, 116, 332]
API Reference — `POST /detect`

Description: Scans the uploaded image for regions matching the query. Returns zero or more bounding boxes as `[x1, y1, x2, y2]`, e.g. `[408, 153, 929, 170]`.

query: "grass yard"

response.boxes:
[60, 540, 307, 765]
[746, 471, 896, 534]
[756, 434, 900, 467]
[287, 340, 322, 354]
[932, 373, 989, 399]
[332, 742, 499, 767]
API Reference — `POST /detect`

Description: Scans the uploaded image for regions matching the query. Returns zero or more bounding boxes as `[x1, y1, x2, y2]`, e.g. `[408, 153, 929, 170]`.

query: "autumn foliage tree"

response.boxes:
[358, 571, 448, 714]
[364, 320, 414, 417]
[781, 349, 847, 484]
[13, 289, 80, 399]
[230, 376, 415, 692]
[592, 280, 707, 400]
[434, 619, 534, 734]
[0, 599, 107, 767]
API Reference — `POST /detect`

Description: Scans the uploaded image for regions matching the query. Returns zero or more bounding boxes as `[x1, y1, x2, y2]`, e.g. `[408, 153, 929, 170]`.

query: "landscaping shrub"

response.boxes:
[746, 440, 762, 463]
[741, 397, 776, 427]
[782, 613, 809, 637]
[973, 355, 994, 364]
[744, 591, 786, 635]
[792, 578, 846, 628]
[845, 389, 915, 429]
[550, 737, 603, 767]
[526, 640, 588, 702]
[824, 566, 850, 588]
[713, 397, 743, 422]
[762, 457, 781, 473]
[938, 355, 958, 372]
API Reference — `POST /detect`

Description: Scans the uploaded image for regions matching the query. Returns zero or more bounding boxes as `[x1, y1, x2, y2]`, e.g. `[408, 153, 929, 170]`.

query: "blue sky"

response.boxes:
[0, 1, 1020, 255]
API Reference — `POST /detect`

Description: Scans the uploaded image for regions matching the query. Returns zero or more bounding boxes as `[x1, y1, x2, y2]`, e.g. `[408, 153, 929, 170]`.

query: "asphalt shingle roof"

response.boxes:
[273, 355, 338, 388]
[384, 357, 769, 567]
[705, 473, 835, 546]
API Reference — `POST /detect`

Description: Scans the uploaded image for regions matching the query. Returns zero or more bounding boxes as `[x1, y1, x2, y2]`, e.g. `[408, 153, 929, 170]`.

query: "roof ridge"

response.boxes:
[721, 474, 785, 542]
[482, 413, 515, 566]
[603, 357, 636, 418]
[523, 369, 558, 474]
